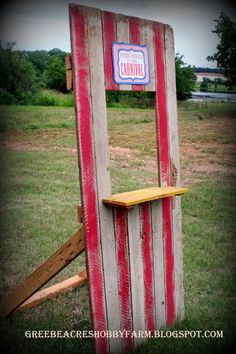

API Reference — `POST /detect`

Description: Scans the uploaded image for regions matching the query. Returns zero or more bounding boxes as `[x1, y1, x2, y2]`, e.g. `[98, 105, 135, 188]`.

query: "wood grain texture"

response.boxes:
[162, 197, 175, 325]
[77, 205, 83, 224]
[129, 16, 145, 91]
[154, 23, 175, 326]
[0, 227, 85, 316]
[66, 69, 73, 90]
[103, 11, 118, 91]
[154, 23, 170, 187]
[151, 200, 166, 329]
[140, 202, 155, 331]
[141, 20, 156, 92]
[17, 270, 87, 312]
[69, 5, 109, 353]
[128, 206, 146, 348]
[87, 8, 122, 353]
[69, 5, 186, 353]
[116, 14, 132, 91]
[114, 208, 133, 352]
[103, 186, 188, 207]
[65, 55, 73, 90]
[164, 24, 185, 321]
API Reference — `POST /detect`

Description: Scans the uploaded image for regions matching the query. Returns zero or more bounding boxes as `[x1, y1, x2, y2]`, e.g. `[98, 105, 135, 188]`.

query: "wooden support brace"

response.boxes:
[77, 205, 83, 224]
[0, 227, 85, 316]
[16, 269, 87, 312]
[65, 55, 73, 90]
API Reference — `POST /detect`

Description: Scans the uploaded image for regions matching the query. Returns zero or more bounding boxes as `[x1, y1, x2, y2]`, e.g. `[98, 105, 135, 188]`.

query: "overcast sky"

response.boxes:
[0, 0, 235, 68]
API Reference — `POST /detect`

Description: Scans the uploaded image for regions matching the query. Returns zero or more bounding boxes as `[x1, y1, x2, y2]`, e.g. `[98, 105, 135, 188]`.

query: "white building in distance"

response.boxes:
[195, 72, 227, 83]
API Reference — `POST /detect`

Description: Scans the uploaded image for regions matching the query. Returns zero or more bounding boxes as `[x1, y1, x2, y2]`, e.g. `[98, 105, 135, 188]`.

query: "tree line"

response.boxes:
[0, 43, 68, 104]
[0, 43, 196, 105]
[0, 12, 235, 105]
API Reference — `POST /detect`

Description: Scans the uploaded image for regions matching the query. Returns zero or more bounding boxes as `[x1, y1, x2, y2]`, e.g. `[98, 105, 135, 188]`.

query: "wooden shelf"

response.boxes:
[103, 186, 188, 208]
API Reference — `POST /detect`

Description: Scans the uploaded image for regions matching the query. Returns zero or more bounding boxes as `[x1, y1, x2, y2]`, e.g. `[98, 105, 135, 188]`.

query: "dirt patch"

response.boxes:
[109, 146, 133, 157]
[0, 130, 77, 154]
[180, 139, 236, 185]
[109, 146, 135, 168]
[0, 140, 61, 152]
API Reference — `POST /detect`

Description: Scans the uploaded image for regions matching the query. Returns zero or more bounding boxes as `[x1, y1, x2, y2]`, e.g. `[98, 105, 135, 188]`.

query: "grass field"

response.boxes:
[0, 102, 235, 353]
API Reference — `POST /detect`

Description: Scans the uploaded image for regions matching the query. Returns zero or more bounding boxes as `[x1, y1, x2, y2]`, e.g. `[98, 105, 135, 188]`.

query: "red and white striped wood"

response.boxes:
[116, 14, 132, 91]
[69, 4, 184, 353]
[114, 209, 133, 352]
[164, 25, 185, 320]
[151, 200, 166, 328]
[129, 17, 145, 91]
[140, 202, 155, 332]
[103, 11, 118, 91]
[69, 6, 108, 354]
[154, 22, 175, 326]
[128, 206, 145, 348]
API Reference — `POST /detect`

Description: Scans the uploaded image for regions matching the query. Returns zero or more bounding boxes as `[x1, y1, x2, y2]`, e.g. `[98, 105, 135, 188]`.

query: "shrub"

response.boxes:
[32, 89, 74, 107]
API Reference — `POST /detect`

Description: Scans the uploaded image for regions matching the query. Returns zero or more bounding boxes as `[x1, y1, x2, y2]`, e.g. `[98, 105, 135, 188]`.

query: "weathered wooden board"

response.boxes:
[65, 55, 73, 90]
[128, 205, 145, 348]
[103, 186, 188, 208]
[0, 227, 85, 316]
[87, 8, 122, 353]
[17, 270, 87, 312]
[70, 6, 109, 353]
[69, 4, 186, 354]
[114, 208, 133, 352]
[151, 200, 166, 328]
[140, 202, 155, 332]
[116, 14, 132, 91]
[164, 24, 185, 320]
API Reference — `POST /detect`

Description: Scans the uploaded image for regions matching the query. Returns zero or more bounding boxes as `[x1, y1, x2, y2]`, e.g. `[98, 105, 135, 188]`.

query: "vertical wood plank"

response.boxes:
[141, 20, 156, 92]
[87, 8, 122, 353]
[69, 5, 108, 354]
[154, 23, 175, 326]
[129, 16, 145, 91]
[128, 206, 145, 348]
[140, 202, 155, 331]
[154, 23, 170, 187]
[164, 24, 184, 320]
[114, 208, 133, 352]
[151, 200, 166, 328]
[116, 14, 132, 91]
[103, 11, 119, 91]
[162, 197, 175, 325]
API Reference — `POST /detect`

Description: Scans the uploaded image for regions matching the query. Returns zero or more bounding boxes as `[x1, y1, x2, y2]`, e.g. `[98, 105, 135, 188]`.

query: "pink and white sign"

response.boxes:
[112, 43, 150, 85]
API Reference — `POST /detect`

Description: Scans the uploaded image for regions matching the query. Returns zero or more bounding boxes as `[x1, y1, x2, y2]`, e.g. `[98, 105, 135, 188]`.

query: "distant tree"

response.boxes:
[0, 42, 36, 103]
[48, 48, 67, 60]
[175, 54, 196, 100]
[25, 50, 49, 87]
[207, 12, 236, 85]
[43, 56, 66, 92]
[26, 50, 49, 74]
[200, 78, 209, 92]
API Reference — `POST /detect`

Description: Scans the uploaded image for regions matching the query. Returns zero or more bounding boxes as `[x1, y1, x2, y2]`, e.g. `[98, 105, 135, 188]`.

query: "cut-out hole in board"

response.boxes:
[106, 91, 159, 195]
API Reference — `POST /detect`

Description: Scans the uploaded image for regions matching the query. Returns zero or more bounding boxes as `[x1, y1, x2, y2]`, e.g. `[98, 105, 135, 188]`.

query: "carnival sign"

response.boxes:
[112, 43, 150, 85]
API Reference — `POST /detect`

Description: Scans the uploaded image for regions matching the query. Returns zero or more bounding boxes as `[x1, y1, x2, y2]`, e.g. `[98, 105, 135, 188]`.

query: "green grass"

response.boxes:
[0, 102, 236, 353]
[0, 105, 75, 131]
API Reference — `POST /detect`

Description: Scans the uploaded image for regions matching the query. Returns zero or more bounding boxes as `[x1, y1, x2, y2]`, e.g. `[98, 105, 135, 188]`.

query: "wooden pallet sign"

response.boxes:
[69, 4, 188, 354]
